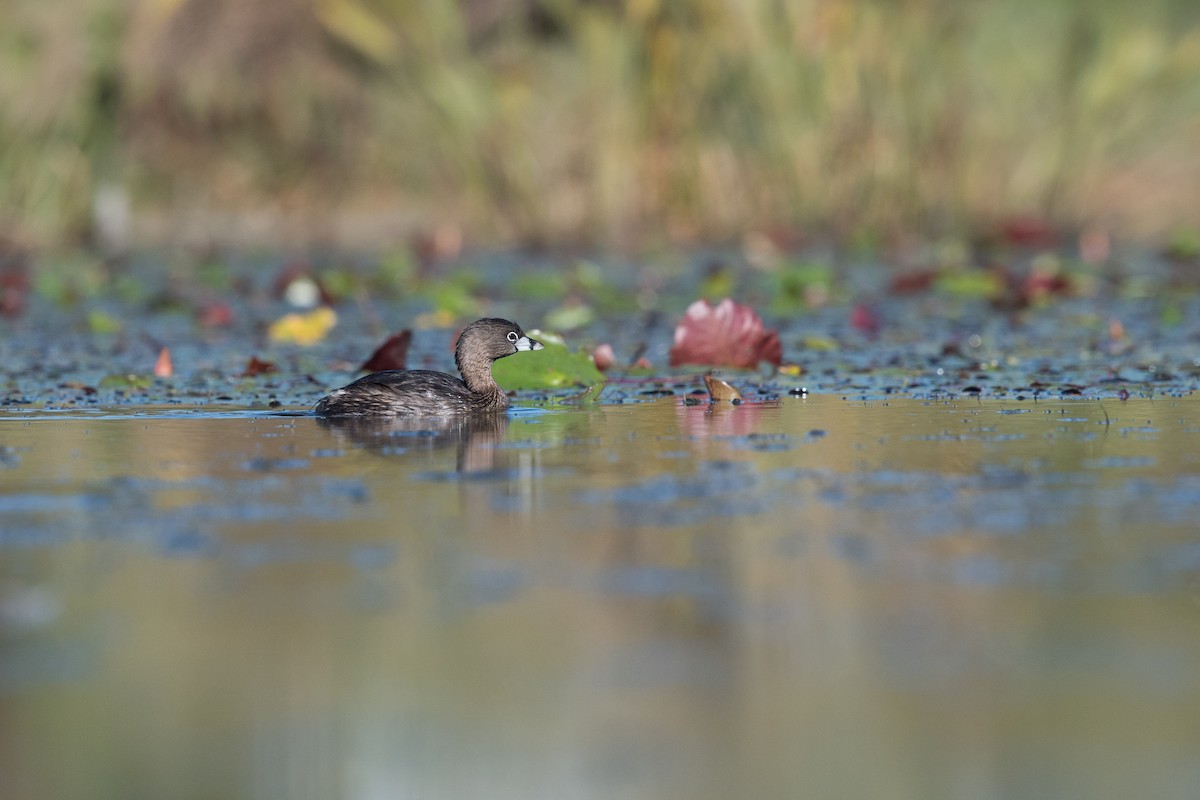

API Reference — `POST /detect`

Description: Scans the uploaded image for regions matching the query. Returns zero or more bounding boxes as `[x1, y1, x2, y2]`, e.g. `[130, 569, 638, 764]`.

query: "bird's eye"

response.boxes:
[507, 331, 519, 342]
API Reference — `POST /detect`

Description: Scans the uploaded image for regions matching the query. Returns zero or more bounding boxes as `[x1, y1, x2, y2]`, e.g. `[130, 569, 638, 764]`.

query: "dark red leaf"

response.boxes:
[669, 299, 782, 369]
[1024, 271, 1071, 302]
[361, 330, 412, 372]
[198, 301, 234, 328]
[1000, 215, 1059, 249]
[242, 356, 278, 377]
[850, 304, 880, 338]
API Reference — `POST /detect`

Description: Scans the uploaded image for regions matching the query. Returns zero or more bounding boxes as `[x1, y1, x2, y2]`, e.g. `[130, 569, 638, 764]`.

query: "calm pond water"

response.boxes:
[2, 394, 1200, 800]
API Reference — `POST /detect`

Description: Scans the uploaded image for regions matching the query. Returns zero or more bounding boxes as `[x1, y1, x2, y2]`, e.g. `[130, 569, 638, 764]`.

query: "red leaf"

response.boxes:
[1000, 215, 1059, 249]
[669, 299, 782, 369]
[153, 347, 173, 377]
[361, 330, 412, 372]
[242, 356, 278, 377]
[850, 304, 880, 338]
[198, 301, 233, 328]
[1023, 272, 1071, 302]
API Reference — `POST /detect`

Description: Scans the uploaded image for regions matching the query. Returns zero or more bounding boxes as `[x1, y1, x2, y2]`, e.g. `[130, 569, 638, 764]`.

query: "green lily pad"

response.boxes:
[934, 270, 1004, 299]
[492, 330, 605, 391]
[99, 373, 154, 390]
[88, 310, 123, 334]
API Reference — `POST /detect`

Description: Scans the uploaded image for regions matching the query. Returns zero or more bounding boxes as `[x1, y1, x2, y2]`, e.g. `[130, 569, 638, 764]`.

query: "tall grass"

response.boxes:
[2, 0, 1199, 250]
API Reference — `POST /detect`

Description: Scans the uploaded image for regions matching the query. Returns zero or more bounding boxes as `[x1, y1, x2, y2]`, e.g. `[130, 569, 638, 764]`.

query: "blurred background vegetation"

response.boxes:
[2, 0, 1199, 253]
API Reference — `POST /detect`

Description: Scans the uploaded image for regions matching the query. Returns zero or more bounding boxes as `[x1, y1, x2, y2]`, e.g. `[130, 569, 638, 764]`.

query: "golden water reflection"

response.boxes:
[2, 396, 1200, 800]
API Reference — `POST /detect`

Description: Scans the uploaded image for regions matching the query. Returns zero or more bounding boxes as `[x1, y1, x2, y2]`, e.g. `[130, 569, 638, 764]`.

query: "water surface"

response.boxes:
[2, 395, 1200, 800]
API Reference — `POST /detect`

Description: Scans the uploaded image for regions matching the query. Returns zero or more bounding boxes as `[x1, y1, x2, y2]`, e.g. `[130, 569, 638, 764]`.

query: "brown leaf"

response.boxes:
[703, 373, 742, 402]
[242, 356, 278, 377]
[153, 347, 173, 377]
[669, 299, 782, 369]
[888, 269, 939, 295]
[361, 329, 412, 372]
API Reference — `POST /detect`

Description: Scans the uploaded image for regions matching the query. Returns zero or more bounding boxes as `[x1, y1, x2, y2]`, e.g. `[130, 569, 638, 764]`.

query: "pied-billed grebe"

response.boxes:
[314, 318, 543, 417]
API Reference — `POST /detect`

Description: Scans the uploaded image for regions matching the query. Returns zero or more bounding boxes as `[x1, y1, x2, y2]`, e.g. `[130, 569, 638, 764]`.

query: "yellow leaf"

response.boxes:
[268, 307, 337, 346]
[314, 0, 396, 64]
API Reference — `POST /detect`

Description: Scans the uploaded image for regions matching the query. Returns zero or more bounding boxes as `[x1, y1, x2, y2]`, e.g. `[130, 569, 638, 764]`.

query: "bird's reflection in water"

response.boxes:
[317, 413, 510, 475]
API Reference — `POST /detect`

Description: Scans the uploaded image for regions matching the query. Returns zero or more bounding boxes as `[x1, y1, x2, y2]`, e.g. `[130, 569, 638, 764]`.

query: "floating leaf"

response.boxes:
[703, 373, 742, 403]
[769, 261, 833, 313]
[361, 330, 412, 372]
[934, 270, 1004, 299]
[242, 356, 278, 377]
[850, 304, 880, 338]
[268, 307, 337, 346]
[800, 335, 839, 352]
[1165, 228, 1200, 262]
[888, 269, 939, 295]
[669, 298, 782, 369]
[418, 272, 481, 319]
[99, 373, 153, 390]
[544, 302, 595, 331]
[492, 329, 605, 391]
[88, 310, 122, 334]
[153, 347, 173, 377]
[198, 301, 233, 328]
[1000, 215, 1059, 248]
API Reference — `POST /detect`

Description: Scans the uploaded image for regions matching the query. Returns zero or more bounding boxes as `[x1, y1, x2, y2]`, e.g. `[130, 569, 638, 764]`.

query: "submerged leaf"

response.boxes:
[361, 330, 412, 372]
[669, 298, 782, 369]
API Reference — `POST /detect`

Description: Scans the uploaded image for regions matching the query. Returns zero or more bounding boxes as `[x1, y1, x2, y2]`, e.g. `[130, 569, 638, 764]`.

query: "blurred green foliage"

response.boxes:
[2, 0, 1200, 249]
